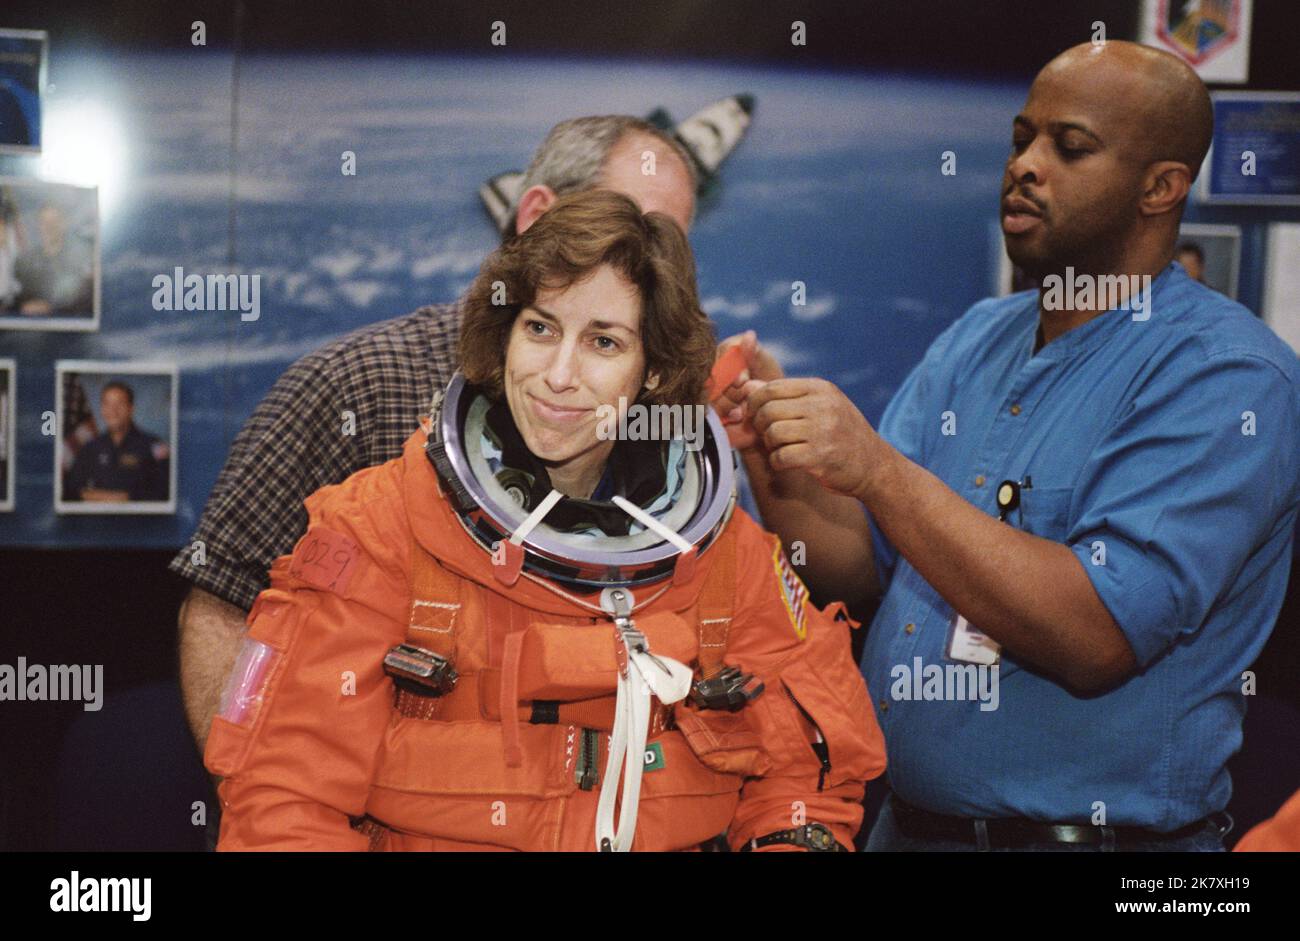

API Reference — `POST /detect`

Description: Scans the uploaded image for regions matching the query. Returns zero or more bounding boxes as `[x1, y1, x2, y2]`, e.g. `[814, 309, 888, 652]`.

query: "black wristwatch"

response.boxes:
[741, 822, 847, 852]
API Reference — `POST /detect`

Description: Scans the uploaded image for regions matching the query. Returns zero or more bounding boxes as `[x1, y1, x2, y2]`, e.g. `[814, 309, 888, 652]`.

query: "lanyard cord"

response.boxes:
[499, 483, 692, 851]
[594, 617, 693, 851]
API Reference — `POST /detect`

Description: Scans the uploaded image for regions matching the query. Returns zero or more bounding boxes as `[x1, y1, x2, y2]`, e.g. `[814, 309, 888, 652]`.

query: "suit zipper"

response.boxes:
[576, 727, 600, 790]
[786, 688, 831, 791]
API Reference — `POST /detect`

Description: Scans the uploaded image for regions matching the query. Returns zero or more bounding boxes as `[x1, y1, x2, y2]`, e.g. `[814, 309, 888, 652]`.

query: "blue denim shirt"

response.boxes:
[861, 262, 1300, 831]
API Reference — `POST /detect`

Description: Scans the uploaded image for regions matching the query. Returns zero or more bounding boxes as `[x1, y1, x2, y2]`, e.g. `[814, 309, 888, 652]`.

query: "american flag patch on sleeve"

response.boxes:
[771, 538, 809, 640]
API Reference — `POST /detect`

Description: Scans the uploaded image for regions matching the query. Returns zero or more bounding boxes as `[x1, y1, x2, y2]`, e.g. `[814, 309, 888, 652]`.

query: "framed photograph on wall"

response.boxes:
[1200, 92, 1300, 206]
[1175, 223, 1241, 299]
[0, 28, 46, 154]
[1263, 222, 1300, 355]
[54, 361, 178, 515]
[0, 178, 100, 331]
[0, 358, 14, 511]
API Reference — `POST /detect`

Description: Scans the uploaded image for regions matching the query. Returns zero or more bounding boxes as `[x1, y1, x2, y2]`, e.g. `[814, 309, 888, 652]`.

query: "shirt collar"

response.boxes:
[1027, 262, 1183, 362]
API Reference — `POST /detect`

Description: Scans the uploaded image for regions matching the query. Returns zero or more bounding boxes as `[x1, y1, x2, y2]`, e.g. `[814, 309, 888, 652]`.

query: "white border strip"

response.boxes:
[0, 358, 14, 511]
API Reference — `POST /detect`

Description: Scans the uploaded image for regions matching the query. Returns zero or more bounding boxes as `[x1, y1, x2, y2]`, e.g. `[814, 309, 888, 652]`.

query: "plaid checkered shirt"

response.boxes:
[169, 301, 462, 610]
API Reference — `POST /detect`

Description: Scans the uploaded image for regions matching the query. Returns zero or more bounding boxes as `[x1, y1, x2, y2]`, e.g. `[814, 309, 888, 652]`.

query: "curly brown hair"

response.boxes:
[459, 189, 715, 407]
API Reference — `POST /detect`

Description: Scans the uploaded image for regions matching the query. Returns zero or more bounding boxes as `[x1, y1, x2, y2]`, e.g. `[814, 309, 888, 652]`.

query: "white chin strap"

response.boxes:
[595, 587, 693, 852]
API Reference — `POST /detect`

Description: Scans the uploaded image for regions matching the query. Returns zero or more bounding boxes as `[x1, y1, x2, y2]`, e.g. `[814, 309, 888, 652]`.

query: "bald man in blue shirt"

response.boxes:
[720, 41, 1300, 851]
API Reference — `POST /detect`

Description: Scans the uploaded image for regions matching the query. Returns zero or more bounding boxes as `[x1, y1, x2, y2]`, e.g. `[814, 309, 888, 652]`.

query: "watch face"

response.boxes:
[803, 824, 837, 850]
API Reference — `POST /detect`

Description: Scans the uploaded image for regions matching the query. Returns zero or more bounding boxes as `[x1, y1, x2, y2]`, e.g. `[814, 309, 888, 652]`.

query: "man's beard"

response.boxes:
[1008, 200, 1135, 283]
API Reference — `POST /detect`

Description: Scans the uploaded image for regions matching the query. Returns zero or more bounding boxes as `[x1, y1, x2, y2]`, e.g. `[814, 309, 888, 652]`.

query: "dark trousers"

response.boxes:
[865, 793, 1229, 852]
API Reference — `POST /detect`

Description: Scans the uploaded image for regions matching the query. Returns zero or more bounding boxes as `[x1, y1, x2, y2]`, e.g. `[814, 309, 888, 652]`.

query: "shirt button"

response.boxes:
[1010, 403, 1022, 416]
[974, 475, 986, 487]
[879, 699, 890, 712]
[904, 622, 915, 634]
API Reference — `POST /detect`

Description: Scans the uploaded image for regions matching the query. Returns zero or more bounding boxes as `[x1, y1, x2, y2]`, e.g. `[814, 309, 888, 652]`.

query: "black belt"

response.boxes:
[890, 796, 1231, 850]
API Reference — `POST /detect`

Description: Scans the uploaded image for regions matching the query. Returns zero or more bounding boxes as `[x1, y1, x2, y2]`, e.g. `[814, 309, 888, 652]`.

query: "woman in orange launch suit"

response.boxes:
[205, 189, 886, 852]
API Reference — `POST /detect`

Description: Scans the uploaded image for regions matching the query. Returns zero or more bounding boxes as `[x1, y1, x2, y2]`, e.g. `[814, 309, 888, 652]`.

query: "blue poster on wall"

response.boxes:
[0, 48, 1047, 549]
[0, 28, 46, 154]
[1203, 92, 1300, 205]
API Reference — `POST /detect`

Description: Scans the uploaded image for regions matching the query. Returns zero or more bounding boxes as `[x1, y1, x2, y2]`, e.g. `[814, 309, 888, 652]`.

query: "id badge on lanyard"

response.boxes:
[941, 476, 1028, 666]
[945, 612, 1001, 665]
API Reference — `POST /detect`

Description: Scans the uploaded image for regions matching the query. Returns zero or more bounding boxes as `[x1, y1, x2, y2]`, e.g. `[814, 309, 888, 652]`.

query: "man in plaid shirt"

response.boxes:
[172, 114, 698, 754]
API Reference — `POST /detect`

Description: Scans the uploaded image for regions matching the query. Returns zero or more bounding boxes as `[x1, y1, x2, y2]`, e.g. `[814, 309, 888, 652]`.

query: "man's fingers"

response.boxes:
[743, 333, 784, 382]
[737, 330, 766, 373]
[768, 442, 815, 474]
[712, 377, 764, 420]
[717, 329, 754, 351]
[712, 384, 746, 411]
[715, 330, 756, 370]
[718, 330, 787, 385]
[760, 416, 807, 450]
[745, 377, 814, 414]
[750, 395, 806, 434]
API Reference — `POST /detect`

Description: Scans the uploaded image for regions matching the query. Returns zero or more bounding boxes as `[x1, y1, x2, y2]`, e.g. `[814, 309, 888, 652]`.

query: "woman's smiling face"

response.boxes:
[503, 263, 657, 498]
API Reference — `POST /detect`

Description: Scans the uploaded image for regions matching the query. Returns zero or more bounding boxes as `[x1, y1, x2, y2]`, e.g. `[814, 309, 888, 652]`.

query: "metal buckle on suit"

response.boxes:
[689, 665, 764, 711]
[383, 643, 459, 696]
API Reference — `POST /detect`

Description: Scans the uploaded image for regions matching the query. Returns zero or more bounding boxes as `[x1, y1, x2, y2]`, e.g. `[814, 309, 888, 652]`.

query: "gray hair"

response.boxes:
[507, 115, 698, 234]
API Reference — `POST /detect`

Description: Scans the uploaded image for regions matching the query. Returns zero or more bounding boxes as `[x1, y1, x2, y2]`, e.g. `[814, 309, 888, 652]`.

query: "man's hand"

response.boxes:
[746, 378, 884, 501]
[709, 340, 879, 606]
[712, 331, 783, 452]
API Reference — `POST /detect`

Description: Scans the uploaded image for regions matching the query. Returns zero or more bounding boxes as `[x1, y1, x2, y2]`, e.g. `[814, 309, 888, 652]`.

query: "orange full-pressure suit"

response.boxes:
[205, 425, 887, 851]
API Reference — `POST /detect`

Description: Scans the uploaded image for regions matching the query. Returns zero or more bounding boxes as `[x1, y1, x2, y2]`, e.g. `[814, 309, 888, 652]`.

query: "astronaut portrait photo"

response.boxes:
[55, 361, 176, 514]
[1174, 223, 1242, 299]
[0, 179, 100, 330]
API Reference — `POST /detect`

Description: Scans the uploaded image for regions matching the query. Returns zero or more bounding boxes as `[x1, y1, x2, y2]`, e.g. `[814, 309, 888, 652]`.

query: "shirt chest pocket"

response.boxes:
[1015, 486, 1075, 543]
